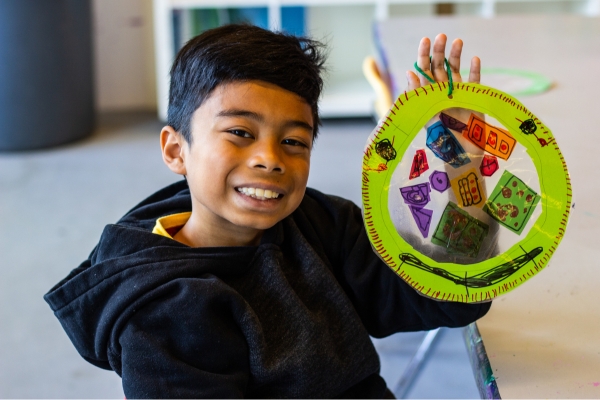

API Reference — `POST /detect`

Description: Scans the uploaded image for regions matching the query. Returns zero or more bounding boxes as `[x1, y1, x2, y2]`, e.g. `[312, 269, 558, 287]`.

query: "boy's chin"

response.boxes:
[229, 200, 301, 232]
[233, 216, 283, 232]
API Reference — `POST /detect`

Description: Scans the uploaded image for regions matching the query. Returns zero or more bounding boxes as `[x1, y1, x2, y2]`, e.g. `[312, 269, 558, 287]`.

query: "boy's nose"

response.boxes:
[248, 140, 285, 173]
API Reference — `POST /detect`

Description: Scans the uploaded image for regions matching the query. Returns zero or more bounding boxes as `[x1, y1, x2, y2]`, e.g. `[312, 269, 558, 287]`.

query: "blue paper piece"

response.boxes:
[426, 121, 471, 168]
[400, 183, 431, 207]
[409, 206, 433, 238]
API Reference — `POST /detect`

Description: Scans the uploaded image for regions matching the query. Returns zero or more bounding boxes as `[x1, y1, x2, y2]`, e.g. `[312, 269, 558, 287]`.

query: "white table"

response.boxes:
[377, 14, 600, 398]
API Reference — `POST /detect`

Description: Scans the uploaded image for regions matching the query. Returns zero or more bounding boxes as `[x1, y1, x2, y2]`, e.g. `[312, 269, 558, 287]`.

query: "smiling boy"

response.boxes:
[160, 80, 313, 247]
[45, 24, 490, 398]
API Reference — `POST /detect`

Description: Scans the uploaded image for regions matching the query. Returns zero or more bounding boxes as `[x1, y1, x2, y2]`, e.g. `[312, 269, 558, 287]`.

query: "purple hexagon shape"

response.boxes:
[429, 170, 450, 193]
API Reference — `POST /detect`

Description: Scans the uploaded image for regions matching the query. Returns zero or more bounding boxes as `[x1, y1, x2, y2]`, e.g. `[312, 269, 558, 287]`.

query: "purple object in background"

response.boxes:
[409, 206, 433, 238]
[400, 183, 431, 207]
[429, 170, 451, 192]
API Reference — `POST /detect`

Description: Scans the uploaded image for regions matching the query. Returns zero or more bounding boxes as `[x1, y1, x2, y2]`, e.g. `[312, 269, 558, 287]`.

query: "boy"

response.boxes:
[45, 24, 489, 398]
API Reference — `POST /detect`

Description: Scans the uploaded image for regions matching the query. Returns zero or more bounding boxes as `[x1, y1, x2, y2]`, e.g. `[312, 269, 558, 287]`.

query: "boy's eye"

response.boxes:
[228, 129, 253, 138]
[281, 138, 308, 148]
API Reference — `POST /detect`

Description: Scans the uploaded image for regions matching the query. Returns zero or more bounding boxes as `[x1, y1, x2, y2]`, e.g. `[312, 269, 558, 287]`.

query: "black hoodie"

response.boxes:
[45, 180, 490, 398]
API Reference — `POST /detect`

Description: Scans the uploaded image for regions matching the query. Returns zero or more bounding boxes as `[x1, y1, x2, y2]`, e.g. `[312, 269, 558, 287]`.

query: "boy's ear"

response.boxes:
[160, 126, 188, 176]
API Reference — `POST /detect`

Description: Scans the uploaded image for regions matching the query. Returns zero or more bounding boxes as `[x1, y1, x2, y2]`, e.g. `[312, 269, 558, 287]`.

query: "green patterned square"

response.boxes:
[483, 170, 540, 234]
[431, 202, 489, 257]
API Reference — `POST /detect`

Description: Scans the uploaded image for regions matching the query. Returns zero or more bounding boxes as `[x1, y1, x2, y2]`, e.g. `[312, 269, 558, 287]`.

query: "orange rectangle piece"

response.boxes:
[463, 114, 516, 160]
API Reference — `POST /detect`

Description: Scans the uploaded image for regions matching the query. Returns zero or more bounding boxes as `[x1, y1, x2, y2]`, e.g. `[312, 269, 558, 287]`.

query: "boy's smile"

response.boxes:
[161, 80, 314, 247]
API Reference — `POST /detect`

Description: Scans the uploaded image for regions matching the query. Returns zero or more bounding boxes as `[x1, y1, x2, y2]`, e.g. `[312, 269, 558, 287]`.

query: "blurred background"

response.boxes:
[0, 0, 596, 398]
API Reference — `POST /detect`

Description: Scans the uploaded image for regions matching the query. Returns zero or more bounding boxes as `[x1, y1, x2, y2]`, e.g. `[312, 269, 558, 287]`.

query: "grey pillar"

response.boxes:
[0, 0, 94, 151]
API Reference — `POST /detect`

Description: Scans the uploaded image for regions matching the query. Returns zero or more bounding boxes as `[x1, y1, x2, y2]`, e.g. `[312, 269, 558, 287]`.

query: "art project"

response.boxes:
[362, 82, 571, 303]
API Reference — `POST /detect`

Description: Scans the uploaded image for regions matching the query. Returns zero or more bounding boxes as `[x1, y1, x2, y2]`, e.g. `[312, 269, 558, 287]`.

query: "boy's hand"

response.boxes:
[406, 34, 480, 91]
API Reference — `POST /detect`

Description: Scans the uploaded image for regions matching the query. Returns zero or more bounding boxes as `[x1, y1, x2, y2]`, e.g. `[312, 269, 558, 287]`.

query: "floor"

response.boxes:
[0, 112, 479, 398]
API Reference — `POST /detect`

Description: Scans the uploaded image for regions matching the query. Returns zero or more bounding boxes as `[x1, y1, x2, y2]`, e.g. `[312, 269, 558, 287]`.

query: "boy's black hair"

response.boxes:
[168, 24, 327, 143]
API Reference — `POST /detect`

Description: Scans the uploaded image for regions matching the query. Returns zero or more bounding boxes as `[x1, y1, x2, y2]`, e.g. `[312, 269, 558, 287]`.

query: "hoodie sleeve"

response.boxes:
[301, 189, 491, 338]
[112, 277, 251, 399]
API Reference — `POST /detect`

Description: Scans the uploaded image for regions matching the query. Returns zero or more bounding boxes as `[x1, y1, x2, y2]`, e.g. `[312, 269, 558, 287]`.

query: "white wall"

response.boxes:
[91, 0, 591, 113]
[307, 5, 377, 87]
[93, 0, 157, 112]
[455, 0, 588, 15]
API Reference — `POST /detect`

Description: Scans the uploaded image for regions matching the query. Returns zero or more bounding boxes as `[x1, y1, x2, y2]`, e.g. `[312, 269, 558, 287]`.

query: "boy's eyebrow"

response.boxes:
[282, 119, 314, 133]
[217, 109, 264, 122]
[217, 108, 313, 133]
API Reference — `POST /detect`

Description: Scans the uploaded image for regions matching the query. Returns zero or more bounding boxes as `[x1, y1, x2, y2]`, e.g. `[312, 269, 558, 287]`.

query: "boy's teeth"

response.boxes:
[238, 187, 281, 200]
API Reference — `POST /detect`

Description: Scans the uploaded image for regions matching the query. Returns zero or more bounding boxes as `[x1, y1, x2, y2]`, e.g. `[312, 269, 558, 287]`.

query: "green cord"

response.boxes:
[413, 56, 454, 97]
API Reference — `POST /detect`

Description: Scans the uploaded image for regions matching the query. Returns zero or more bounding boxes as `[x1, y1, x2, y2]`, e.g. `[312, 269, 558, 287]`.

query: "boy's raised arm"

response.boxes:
[337, 34, 489, 337]
[338, 200, 491, 338]
[299, 190, 490, 338]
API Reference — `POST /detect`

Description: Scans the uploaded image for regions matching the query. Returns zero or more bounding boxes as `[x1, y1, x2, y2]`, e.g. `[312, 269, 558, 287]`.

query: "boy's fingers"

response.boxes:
[406, 70, 420, 92]
[431, 34, 448, 82]
[448, 38, 463, 83]
[468, 56, 481, 84]
[416, 37, 434, 86]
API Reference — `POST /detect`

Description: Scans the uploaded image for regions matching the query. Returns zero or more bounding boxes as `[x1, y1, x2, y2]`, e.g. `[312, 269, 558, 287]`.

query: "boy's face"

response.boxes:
[172, 80, 314, 243]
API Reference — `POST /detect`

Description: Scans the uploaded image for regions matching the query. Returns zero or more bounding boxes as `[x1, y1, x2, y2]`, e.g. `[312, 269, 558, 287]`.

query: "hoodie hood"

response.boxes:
[44, 180, 260, 369]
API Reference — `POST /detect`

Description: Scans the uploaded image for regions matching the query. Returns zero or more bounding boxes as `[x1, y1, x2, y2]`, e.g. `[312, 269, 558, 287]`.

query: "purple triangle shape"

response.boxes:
[409, 206, 433, 238]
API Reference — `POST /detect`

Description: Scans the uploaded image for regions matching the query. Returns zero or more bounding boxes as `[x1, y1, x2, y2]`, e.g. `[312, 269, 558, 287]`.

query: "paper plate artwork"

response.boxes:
[362, 82, 571, 302]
